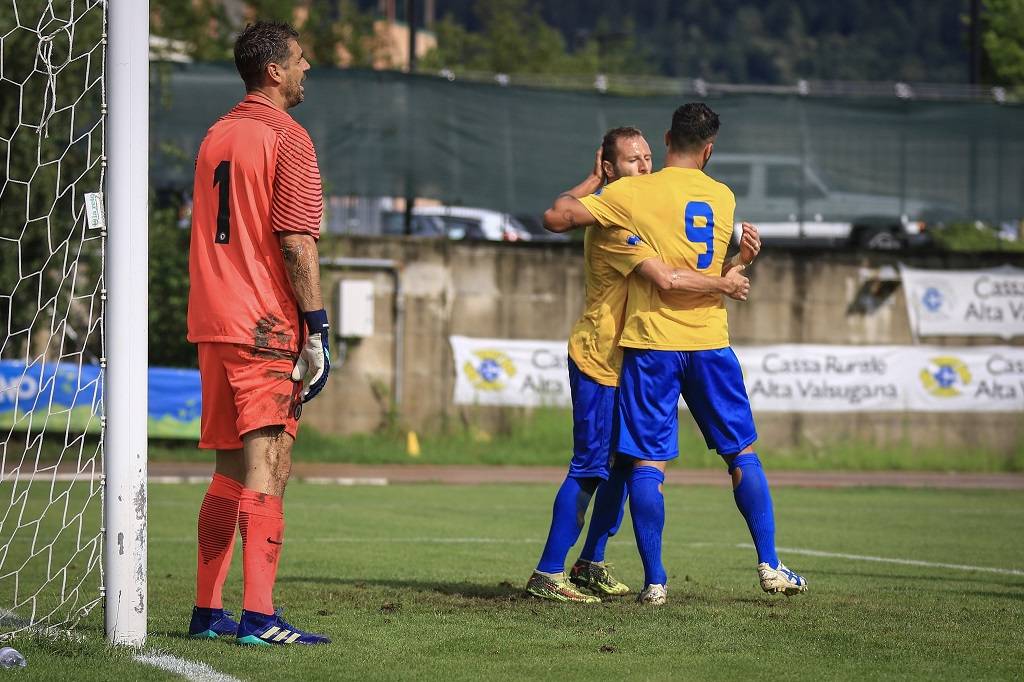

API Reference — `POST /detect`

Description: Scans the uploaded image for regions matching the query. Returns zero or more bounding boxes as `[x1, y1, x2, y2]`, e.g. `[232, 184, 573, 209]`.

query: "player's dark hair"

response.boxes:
[234, 21, 300, 91]
[601, 126, 645, 164]
[668, 103, 720, 153]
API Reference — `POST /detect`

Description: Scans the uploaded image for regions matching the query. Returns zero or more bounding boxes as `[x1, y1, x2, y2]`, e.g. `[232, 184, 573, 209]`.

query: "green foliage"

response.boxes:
[246, 0, 295, 24]
[150, 0, 234, 61]
[145, 1, 976, 84]
[421, 0, 653, 76]
[0, 1, 104, 361]
[305, 0, 387, 68]
[147, 413, 1024, 473]
[426, 0, 969, 83]
[932, 222, 1024, 253]
[150, 0, 387, 68]
[983, 0, 1024, 84]
[148, 203, 195, 367]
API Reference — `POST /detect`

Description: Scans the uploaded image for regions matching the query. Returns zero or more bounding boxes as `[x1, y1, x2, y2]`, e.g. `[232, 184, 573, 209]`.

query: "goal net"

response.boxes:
[0, 0, 108, 639]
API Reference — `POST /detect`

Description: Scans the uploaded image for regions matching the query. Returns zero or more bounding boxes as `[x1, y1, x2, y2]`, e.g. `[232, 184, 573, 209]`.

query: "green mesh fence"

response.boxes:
[151, 66, 1024, 229]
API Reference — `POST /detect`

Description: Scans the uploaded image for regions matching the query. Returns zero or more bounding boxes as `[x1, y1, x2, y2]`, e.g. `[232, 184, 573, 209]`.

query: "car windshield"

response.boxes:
[440, 216, 485, 240]
[710, 163, 751, 197]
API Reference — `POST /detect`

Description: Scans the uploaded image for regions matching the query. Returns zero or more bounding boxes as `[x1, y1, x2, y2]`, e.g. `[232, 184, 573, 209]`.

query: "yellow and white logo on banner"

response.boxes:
[463, 350, 517, 391]
[450, 336, 571, 408]
[919, 356, 972, 398]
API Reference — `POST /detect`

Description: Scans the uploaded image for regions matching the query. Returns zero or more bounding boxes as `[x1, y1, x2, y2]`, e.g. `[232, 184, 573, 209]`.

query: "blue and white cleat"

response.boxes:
[235, 609, 331, 646]
[188, 607, 239, 639]
[758, 562, 808, 596]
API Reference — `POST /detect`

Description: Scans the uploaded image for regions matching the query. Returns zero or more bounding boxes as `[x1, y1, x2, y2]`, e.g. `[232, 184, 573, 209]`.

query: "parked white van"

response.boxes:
[710, 154, 939, 249]
[413, 206, 533, 242]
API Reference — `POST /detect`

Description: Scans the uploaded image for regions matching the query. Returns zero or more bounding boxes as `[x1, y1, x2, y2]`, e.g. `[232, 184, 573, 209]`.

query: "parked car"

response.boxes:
[379, 211, 448, 238]
[708, 154, 946, 250]
[412, 206, 533, 242]
[514, 213, 570, 242]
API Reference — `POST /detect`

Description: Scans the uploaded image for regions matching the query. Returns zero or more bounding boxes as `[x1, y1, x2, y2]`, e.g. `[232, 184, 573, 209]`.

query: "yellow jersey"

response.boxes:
[568, 224, 658, 386]
[578, 167, 735, 351]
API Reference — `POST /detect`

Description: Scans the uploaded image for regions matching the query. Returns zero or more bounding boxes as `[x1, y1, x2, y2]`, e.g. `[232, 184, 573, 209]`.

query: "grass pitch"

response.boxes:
[147, 411, 1024, 472]
[7, 481, 1024, 681]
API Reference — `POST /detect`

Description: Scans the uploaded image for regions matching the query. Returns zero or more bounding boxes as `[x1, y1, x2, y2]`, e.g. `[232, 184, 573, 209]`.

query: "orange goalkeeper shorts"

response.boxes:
[197, 342, 302, 450]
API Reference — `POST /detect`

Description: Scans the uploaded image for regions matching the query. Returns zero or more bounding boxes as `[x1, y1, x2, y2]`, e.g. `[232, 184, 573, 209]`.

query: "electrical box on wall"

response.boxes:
[336, 279, 374, 338]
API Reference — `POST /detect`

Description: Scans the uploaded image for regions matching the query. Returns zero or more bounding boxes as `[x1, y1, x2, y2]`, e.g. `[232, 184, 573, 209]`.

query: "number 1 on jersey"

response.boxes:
[213, 160, 231, 244]
[684, 201, 714, 270]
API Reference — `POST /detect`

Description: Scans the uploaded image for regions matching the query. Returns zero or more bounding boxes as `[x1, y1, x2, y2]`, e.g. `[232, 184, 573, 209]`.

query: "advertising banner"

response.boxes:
[900, 265, 1024, 339]
[0, 361, 201, 438]
[740, 345, 1024, 413]
[450, 337, 1024, 413]
[450, 336, 572, 408]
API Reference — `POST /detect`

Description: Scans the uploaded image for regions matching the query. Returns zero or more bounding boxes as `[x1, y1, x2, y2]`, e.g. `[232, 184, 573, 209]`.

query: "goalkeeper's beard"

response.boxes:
[284, 78, 304, 108]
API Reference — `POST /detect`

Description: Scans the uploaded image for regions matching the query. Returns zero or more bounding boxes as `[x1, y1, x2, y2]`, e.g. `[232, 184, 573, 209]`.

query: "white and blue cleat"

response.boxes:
[235, 609, 331, 646]
[758, 562, 808, 596]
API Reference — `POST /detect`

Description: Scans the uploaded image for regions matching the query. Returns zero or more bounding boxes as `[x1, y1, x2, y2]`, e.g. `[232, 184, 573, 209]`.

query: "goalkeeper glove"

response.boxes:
[292, 309, 331, 403]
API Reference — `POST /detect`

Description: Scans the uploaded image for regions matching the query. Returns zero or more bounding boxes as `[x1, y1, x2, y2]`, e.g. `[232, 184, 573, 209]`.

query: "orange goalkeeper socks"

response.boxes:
[238, 488, 284, 615]
[195, 473, 243, 609]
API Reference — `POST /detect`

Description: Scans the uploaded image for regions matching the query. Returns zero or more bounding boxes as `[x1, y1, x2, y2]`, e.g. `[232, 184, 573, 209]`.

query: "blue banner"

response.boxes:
[0, 361, 201, 439]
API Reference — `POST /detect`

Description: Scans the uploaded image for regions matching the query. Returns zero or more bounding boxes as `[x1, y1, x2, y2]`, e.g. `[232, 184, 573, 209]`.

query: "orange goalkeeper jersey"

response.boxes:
[187, 93, 323, 353]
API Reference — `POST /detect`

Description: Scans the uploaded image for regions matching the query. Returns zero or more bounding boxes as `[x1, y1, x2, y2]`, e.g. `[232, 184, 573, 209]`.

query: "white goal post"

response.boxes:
[104, 0, 148, 647]
[0, 0, 147, 647]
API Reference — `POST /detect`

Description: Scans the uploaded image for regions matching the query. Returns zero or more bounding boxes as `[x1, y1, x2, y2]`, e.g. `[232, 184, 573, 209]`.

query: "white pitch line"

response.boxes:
[743, 544, 1024, 577]
[135, 651, 241, 682]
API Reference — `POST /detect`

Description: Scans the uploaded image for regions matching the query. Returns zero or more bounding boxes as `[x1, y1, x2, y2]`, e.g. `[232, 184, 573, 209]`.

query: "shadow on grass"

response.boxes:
[276, 576, 813, 610]
[814, 568, 1024, 591]
[277, 576, 526, 601]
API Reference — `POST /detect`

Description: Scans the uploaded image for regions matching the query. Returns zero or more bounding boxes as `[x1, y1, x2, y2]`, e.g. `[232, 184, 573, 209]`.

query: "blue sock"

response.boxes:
[628, 466, 667, 586]
[728, 453, 779, 567]
[536, 476, 596, 574]
[579, 459, 630, 563]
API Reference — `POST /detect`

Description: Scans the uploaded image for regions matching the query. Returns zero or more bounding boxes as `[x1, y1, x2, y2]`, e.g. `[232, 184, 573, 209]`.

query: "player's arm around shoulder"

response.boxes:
[543, 146, 604, 233]
[543, 193, 599, 233]
[635, 258, 750, 301]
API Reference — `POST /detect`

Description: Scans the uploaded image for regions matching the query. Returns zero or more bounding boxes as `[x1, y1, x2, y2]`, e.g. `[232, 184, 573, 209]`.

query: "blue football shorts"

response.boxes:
[616, 347, 757, 460]
[568, 357, 618, 480]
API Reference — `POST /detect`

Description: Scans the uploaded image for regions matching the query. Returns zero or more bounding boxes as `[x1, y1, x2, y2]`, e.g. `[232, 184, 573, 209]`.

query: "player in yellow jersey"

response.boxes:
[526, 127, 751, 604]
[542, 104, 807, 605]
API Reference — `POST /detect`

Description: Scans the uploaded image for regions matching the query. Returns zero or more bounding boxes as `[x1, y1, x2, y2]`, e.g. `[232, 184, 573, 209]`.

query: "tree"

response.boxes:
[305, 0, 391, 69]
[148, 202, 195, 367]
[424, 0, 969, 84]
[420, 0, 652, 75]
[0, 2, 105, 363]
[983, 0, 1024, 84]
[150, 0, 234, 61]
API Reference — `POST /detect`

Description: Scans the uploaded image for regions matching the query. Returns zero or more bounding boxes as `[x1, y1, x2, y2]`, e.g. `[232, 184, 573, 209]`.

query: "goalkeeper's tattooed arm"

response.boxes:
[280, 233, 330, 402]
[280, 233, 324, 312]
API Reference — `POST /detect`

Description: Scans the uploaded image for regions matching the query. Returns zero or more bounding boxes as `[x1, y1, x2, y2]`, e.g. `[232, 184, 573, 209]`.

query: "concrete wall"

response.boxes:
[305, 236, 1024, 454]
